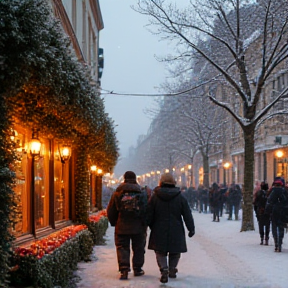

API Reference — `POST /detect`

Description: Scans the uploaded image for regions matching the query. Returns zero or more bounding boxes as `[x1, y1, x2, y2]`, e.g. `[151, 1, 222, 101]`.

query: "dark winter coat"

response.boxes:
[227, 187, 242, 205]
[210, 188, 222, 208]
[107, 182, 147, 234]
[253, 189, 269, 219]
[265, 186, 288, 224]
[147, 184, 195, 253]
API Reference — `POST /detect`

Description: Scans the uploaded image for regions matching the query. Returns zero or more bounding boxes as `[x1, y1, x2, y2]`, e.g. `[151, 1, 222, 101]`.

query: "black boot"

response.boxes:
[160, 269, 168, 283]
[274, 238, 278, 252]
[260, 238, 263, 245]
[169, 268, 178, 278]
[265, 238, 269, 246]
[168, 253, 180, 278]
[278, 238, 283, 252]
[119, 270, 128, 280]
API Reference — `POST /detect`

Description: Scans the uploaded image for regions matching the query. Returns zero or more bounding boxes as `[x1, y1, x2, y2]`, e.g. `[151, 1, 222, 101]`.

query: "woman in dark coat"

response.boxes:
[146, 173, 195, 283]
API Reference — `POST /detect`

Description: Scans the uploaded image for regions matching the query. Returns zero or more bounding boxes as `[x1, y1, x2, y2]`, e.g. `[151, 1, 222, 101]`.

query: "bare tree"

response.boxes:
[134, 0, 288, 231]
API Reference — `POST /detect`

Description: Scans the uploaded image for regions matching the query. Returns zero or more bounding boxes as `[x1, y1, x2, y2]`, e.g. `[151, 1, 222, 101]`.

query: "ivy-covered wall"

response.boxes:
[0, 0, 118, 286]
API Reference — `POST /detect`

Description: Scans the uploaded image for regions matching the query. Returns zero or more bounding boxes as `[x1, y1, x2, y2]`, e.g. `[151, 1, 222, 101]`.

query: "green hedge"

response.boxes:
[9, 229, 93, 288]
[88, 216, 109, 245]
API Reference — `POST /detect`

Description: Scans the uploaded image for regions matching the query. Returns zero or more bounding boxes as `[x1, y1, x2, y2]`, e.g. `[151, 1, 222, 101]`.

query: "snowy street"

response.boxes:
[76, 210, 288, 288]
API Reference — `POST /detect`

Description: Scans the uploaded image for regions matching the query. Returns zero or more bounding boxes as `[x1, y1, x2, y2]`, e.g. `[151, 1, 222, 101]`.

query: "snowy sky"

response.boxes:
[98, 0, 182, 159]
[76, 209, 288, 287]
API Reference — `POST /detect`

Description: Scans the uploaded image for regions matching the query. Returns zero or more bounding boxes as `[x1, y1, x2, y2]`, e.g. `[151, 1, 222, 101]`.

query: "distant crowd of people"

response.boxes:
[106, 171, 288, 284]
[180, 182, 242, 222]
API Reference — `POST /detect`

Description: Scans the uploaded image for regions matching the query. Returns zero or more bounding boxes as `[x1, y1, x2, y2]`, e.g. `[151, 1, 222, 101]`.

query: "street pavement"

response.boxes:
[75, 209, 288, 288]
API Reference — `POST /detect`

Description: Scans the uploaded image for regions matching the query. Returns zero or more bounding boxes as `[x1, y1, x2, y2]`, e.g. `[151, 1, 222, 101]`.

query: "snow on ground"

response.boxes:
[76, 210, 288, 288]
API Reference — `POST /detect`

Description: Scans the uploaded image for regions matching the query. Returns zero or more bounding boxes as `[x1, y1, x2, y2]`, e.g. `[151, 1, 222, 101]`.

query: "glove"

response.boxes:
[188, 230, 195, 238]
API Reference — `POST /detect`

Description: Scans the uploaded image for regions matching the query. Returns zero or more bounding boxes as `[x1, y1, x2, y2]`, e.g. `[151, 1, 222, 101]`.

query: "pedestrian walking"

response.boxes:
[219, 183, 228, 217]
[146, 173, 195, 284]
[265, 179, 288, 252]
[227, 183, 242, 220]
[210, 182, 222, 222]
[107, 171, 148, 280]
[253, 181, 271, 245]
[198, 184, 209, 213]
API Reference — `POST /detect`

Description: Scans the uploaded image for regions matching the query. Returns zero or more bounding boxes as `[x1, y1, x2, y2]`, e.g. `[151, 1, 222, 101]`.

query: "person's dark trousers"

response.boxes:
[234, 203, 240, 220]
[199, 200, 203, 212]
[258, 215, 270, 242]
[115, 233, 146, 272]
[203, 199, 208, 213]
[219, 201, 224, 216]
[228, 203, 233, 219]
[155, 251, 180, 272]
[213, 206, 220, 221]
[271, 218, 285, 250]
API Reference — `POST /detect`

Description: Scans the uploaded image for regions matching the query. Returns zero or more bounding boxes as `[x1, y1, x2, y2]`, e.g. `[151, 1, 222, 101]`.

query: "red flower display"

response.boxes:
[14, 224, 87, 259]
[89, 209, 107, 223]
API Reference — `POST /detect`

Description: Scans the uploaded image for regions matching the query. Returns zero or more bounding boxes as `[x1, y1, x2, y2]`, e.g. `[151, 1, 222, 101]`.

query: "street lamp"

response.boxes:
[96, 168, 103, 210]
[188, 164, 193, 187]
[223, 162, 231, 186]
[59, 144, 72, 163]
[90, 165, 97, 209]
[28, 129, 42, 237]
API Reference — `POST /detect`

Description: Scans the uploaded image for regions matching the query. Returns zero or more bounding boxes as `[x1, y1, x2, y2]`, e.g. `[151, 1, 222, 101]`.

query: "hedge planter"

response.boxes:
[88, 210, 108, 245]
[9, 225, 93, 288]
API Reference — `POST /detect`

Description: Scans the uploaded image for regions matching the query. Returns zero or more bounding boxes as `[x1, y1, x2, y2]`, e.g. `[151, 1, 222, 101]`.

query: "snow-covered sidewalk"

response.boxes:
[76, 210, 288, 288]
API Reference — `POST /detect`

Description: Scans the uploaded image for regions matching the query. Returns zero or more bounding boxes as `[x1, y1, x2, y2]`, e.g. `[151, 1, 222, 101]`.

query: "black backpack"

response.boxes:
[119, 191, 146, 216]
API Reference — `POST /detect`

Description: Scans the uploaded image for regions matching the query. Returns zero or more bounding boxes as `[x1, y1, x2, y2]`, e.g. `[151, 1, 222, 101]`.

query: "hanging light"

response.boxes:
[28, 129, 42, 157]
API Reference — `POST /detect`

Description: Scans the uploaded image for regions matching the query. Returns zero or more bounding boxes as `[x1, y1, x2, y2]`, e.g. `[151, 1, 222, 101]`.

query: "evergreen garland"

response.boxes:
[75, 146, 90, 224]
[0, 0, 119, 285]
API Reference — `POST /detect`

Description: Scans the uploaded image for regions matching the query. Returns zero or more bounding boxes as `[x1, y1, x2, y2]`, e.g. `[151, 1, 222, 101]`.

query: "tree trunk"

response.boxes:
[202, 153, 210, 189]
[240, 124, 255, 231]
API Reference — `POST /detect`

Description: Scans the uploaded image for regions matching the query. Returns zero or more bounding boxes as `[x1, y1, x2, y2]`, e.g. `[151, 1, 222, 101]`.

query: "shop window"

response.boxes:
[11, 129, 50, 235]
[34, 152, 49, 229]
[11, 129, 29, 237]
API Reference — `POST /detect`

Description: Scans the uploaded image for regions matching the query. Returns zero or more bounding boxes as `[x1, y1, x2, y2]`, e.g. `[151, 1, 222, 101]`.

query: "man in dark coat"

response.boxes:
[210, 182, 222, 222]
[107, 171, 147, 280]
[265, 179, 288, 252]
[227, 183, 242, 220]
[253, 181, 270, 245]
[147, 173, 195, 283]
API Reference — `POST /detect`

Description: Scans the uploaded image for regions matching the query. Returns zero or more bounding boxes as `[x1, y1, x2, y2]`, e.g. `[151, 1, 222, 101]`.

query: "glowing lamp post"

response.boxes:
[223, 162, 231, 186]
[59, 145, 72, 163]
[29, 129, 42, 236]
